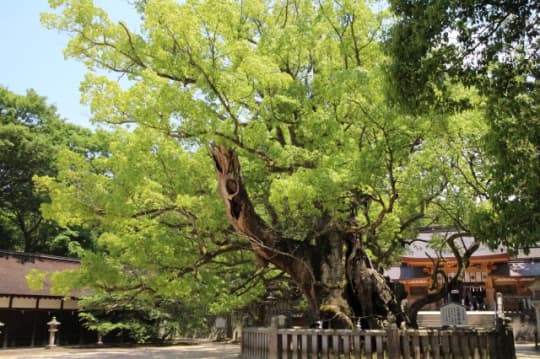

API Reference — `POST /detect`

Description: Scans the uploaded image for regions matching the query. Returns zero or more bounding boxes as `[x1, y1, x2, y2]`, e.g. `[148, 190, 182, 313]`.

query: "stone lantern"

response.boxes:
[46, 316, 61, 349]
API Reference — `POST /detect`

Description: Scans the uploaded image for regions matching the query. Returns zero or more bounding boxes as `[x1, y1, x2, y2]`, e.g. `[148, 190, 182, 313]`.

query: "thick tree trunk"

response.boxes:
[312, 231, 354, 328]
[211, 145, 408, 329]
[211, 145, 319, 314]
[346, 238, 409, 328]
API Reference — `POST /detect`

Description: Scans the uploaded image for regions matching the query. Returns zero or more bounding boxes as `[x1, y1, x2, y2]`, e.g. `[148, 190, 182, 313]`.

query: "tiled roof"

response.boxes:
[402, 229, 507, 259]
[0, 250, 80, 297]
[514, 248, 540, 259]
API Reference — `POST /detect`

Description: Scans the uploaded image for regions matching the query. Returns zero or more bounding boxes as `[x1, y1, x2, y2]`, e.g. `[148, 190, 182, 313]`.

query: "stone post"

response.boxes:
[46, 317, 61, 349]
[496, 292, 504, 318]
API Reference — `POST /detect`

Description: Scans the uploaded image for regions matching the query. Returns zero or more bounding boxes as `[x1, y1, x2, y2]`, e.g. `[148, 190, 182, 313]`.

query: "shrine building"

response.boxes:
[386, 228, 540, 312]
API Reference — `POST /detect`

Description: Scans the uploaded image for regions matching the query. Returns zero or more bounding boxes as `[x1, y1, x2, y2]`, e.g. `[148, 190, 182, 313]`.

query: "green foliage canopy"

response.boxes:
[388, 0, 539, 248]
[0, 87, 96, 254]
[39, 0, 495, 324]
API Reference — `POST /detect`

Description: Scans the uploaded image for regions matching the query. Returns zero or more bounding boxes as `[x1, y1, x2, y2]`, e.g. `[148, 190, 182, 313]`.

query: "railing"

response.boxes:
[417, 310, 496, 328]
[241, 325, 515, 359]
[242, 328, 272, 359]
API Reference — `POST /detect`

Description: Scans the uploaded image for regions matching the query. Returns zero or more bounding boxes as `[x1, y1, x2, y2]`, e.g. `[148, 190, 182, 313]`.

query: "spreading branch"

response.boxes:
[406, 231, 479, 327]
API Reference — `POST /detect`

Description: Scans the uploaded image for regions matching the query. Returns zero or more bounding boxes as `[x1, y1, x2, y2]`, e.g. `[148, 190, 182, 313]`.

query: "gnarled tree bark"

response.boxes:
[211, 144, 408, 328]
[211, 144, 319, 313]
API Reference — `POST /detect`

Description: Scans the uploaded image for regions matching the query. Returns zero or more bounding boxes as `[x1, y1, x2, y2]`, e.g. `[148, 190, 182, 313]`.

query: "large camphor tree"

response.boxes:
[41, 0, 491, 329]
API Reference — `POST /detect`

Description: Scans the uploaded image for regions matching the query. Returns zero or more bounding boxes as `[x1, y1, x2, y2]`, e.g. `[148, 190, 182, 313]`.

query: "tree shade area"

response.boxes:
[7, 0, 533, 332]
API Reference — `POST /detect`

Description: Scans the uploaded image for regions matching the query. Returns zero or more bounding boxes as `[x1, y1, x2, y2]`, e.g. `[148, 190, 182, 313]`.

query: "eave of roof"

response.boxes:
[400, 253, 511, 266]
[0, 249, 80, 263]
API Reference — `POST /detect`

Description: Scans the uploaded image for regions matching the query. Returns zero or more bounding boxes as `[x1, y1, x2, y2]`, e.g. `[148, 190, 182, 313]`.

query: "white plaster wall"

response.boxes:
[63, 299, 78, 309]
[11, 297, 37, 308]
[0, 296, 10, 308]
[39, 298, 62, 309]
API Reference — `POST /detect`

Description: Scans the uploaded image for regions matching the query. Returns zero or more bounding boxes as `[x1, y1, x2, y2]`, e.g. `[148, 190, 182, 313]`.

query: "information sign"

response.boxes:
[440, 303, 467, 326]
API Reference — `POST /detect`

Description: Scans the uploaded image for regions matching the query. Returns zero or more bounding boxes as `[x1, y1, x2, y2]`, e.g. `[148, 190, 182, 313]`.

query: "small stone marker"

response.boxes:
[270, 315, 287, 329]
[440, 302, 467, 326]
[276, 315, 287, 328]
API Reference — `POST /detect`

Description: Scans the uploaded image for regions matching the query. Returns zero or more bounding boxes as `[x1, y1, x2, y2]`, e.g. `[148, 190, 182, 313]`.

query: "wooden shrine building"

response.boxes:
[0, 250, 92, 348]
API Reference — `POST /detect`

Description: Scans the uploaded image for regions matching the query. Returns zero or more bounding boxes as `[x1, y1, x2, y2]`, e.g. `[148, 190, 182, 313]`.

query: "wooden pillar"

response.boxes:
[386, 324, 400, 359]
[268, 327, 278, 359]
[486, 276, 495, 310]
[3, 326, 7, 348]
[30, 318, 36, 347]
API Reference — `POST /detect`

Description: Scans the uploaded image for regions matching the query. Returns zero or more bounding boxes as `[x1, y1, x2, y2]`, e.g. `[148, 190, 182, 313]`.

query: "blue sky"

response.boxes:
[0, 1, 138, 128]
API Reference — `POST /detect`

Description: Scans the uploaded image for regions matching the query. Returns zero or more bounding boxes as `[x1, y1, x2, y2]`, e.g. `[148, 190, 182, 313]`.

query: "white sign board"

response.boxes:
[440, 303, 467, 326]
[215, 317, 227, 329]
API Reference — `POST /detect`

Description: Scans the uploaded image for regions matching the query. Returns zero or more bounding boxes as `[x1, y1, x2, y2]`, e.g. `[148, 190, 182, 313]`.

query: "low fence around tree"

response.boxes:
[241, 324, 515, 359]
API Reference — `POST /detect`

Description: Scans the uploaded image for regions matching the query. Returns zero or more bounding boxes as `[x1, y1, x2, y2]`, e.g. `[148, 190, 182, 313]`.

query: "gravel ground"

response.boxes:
[0, 343, 240, 359]
[1, 342, 539, 358]
[516, 343, 540, 359]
